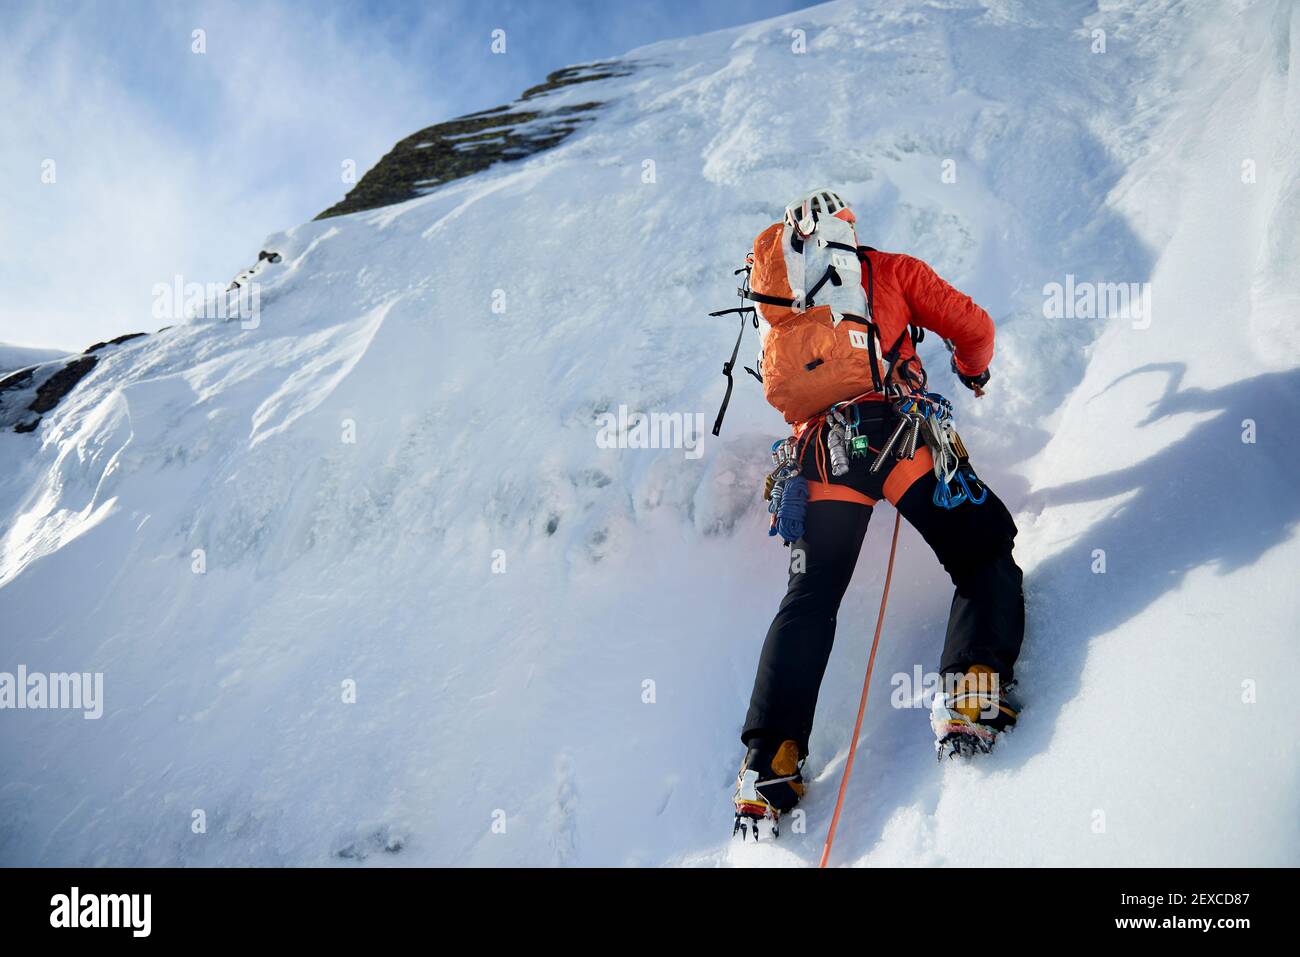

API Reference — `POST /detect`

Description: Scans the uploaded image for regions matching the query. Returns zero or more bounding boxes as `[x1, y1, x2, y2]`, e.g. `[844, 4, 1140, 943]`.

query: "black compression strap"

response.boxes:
[743, 288, 797, 308]
[805, 265, 840, 305]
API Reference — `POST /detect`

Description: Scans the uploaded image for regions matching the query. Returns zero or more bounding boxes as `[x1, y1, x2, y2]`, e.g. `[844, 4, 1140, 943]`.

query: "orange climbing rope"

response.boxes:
[818, 509, 902, 869]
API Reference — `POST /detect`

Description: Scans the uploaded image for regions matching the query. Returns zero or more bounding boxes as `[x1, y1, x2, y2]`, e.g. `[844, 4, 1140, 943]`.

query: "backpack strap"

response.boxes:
[856, 246, 876, 320]
[744, 263, 842, 310]
[710, 266, 763, 436]
[709, 307, 763, 437]
[742, 289, 797, 308]
[855, 247, 883, 390]
[857, 245, 927, 390]
[802, 240, 859, 307]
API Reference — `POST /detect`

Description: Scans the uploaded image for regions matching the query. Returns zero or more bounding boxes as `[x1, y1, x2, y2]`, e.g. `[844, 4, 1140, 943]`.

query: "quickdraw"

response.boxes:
[910, 392, 986, 509]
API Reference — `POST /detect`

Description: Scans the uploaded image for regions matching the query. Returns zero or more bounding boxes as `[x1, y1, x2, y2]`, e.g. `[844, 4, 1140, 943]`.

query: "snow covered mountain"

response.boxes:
[2, 0, 1296, 867]
[0, 344, 68, 376]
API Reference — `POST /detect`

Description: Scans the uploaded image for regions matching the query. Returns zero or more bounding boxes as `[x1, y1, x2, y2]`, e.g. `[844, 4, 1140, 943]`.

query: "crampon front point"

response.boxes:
[732, 802, 780, 842]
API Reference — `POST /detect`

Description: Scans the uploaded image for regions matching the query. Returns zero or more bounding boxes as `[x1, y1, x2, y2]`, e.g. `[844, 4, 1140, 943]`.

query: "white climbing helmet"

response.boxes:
[784, 188, 854, 235]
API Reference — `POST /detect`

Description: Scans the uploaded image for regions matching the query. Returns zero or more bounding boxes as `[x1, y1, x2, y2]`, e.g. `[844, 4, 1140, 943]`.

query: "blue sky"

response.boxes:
[1, 0, 816, 350]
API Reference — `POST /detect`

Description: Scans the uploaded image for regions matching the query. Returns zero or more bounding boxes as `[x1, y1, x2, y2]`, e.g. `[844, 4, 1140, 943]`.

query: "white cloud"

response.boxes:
[0, 1, 454, 350]
[0, 0, 815, 350]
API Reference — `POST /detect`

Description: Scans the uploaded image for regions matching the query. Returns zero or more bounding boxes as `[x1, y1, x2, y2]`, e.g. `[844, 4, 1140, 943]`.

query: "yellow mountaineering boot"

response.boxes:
[929, 664, 1020, 759]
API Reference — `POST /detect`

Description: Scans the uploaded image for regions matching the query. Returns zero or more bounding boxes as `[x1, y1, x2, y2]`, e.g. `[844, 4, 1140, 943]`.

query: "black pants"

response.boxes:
[742, 404, 1025, 755]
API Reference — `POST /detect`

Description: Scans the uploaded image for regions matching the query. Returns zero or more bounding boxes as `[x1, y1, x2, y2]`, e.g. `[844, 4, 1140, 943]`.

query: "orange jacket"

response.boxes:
[861, 250, 994, 383]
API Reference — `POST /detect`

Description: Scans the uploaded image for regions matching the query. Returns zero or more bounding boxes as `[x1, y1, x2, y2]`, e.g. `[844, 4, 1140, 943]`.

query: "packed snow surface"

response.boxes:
[1, 0, 1296, 866]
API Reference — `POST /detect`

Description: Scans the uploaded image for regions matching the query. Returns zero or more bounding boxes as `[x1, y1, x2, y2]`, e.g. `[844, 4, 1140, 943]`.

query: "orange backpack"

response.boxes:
[710, 210, 895, 433]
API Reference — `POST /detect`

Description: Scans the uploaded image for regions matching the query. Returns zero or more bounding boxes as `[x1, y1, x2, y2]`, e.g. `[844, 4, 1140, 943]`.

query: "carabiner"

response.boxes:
[956, 465, 987, 505]
[933, 475, 967, 510]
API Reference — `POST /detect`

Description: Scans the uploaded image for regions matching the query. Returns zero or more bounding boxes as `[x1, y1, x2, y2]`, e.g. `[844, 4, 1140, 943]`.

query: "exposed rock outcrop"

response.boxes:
[1, 335, 146, 433]
[316, 61, 632, 220]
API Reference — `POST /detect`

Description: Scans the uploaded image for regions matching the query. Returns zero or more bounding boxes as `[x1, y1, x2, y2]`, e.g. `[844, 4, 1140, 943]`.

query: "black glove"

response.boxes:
[951, 356, 990, 392]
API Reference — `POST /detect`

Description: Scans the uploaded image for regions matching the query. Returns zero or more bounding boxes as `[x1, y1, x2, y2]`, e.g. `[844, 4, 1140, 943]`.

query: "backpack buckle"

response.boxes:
[784, 199, 817, 238]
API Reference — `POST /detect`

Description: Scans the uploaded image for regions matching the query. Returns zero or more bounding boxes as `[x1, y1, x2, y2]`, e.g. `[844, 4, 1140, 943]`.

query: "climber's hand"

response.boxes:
[952, 359, 990, 398]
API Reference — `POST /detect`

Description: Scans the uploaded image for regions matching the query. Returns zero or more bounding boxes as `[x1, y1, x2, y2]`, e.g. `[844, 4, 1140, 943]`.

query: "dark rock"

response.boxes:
[519, 62, 633, 101]
[316, 61, 632, 220]
[28, 355, 98, 414]
[0, 365, 36, 395]
[84, 332, 147, 354]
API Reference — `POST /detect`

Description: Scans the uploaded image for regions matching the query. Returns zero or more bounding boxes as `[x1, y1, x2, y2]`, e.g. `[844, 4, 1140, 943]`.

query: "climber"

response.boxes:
[727, 189, 1025, 836]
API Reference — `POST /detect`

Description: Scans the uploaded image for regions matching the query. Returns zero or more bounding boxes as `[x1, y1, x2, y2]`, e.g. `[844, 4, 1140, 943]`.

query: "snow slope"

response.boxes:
[1, 0, 1296, 866]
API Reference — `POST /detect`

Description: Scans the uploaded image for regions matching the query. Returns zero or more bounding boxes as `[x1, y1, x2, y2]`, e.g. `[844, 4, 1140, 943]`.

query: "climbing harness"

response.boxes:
[858, 390, 988, 510]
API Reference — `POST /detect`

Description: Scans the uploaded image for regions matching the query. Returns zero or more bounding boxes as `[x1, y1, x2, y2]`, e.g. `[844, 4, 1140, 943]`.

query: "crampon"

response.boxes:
[733, 777, 781, 842]
[733, 806, 781, 841]
[931, 715, 999, 759]
[930, 666, 1019, 760]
